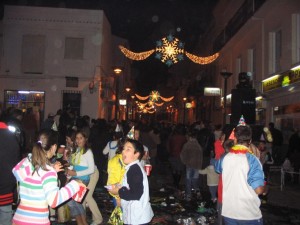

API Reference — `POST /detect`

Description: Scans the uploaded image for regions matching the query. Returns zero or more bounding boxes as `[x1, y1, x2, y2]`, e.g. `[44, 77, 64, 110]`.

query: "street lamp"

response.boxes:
[220, 71, 233, 126]
[114, 67, 123, 120]
[183, 97, 187, 124]
[125, 87, 131, 120]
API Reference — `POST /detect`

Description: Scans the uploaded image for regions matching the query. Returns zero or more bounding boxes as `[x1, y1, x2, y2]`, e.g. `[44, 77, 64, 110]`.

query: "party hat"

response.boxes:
[127, 126, 134, 139]
[115, 124, 122, 132]
[229, 128, 235, 140]
[51, 121, 58, 131]
[237, 115, 246, 126]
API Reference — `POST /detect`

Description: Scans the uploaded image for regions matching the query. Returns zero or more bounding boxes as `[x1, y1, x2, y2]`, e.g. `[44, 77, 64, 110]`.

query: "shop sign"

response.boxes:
[204, 87, 221, 96]
[262, 75, 282, 92]
[262, 68, 300, 92]
[119, 99, 127, 105]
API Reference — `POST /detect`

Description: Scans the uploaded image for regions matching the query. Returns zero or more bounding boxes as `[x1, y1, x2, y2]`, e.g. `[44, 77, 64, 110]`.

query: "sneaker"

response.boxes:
[49, 216, 56, 222]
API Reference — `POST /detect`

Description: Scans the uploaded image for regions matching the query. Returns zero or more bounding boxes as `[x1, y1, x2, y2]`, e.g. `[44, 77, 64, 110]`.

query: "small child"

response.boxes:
[109, 139, 154, 225]
[199, 158, 219, 203]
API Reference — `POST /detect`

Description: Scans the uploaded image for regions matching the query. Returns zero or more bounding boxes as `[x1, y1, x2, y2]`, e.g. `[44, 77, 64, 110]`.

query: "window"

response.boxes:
[292, 14, 300, 64]
[275, 30, 282, 71]
[235, 57, 242, 85]
[247, 48, 256, 79]
[64, 37, 84, 60]
[269, 30, 282, 73]
[22, 35, 46, 74]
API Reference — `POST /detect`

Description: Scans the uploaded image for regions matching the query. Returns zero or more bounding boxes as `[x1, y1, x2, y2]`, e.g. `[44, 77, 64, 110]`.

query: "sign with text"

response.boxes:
[204, 87, 221, 96]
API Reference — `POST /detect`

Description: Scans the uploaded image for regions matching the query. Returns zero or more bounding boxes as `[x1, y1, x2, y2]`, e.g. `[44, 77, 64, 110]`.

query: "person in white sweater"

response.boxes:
[199, 158, 219, 203]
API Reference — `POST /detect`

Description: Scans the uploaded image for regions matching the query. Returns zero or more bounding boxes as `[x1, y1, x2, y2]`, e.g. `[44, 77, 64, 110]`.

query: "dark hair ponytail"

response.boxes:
[31, 130, 58, 175]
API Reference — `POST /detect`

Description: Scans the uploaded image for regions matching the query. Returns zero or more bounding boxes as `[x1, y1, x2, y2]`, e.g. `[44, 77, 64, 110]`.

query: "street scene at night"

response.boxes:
[1, 0, 300, 225]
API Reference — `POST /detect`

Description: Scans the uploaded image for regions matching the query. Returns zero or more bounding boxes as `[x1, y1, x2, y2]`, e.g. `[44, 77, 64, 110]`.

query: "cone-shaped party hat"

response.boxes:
[115, 124, 122, 132]
[237, 115, 246, 126]
[127, 126, 134, 139]
[229, 115, 247, 140]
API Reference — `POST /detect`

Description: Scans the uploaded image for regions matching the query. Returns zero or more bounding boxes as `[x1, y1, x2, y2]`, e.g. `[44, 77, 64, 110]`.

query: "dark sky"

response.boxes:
[1, 0, 218, 94]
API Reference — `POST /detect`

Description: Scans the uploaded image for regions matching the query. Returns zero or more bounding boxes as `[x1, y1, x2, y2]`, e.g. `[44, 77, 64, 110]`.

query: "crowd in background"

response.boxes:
[1, 106, 300, 224]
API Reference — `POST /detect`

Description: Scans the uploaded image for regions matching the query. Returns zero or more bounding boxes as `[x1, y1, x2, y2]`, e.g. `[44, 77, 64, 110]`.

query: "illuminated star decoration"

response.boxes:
[118, 35, 219, 66]
[155, 35, 185, 66]
[149, 90, 160, 102]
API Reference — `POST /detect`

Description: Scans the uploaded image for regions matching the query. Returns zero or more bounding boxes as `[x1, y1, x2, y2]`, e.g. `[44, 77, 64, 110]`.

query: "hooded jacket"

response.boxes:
[12, 154, 80, 225]
[0, 122, 20, 206]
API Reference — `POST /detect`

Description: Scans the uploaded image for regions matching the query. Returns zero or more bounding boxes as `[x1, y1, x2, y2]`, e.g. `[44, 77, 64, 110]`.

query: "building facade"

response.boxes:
[200, 0, 300, 139]
[0, 5, 130, 124]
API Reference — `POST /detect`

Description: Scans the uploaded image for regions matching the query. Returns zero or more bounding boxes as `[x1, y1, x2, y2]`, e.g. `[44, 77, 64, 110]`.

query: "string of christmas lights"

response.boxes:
[119, 45, 155, 61]
[185, 51, 219, 65]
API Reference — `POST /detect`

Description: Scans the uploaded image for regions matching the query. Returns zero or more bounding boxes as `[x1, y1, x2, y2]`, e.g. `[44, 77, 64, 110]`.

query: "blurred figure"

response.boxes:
[168, 124, 187, 189]
[269, 122, 283, 165]
[199, 158, 219, 203]
[180, 129, 203, 201]
[0, 121, 20, 225]
[5, 108, 26, 157]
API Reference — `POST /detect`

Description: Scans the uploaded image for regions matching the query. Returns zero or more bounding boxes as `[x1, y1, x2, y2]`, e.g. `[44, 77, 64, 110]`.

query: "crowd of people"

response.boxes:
[0, 106, 300, 225]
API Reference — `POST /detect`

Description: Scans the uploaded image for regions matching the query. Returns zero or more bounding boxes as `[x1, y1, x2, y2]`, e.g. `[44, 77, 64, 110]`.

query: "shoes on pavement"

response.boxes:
[49, 216, 56, 222]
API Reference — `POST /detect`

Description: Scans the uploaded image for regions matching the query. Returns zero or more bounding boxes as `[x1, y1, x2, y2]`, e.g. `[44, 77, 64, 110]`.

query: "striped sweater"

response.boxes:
[12, 154, 80, 225]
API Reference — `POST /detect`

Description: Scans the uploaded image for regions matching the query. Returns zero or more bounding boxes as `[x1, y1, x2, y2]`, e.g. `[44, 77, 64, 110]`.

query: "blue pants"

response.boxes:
[223, 217, 263, 225]
[185, 167, 199, 197]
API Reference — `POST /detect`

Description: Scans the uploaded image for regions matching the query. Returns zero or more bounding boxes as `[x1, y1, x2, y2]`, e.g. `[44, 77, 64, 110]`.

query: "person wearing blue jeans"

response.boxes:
[185, 167, 200, 200]
[180, 130, 203, 201]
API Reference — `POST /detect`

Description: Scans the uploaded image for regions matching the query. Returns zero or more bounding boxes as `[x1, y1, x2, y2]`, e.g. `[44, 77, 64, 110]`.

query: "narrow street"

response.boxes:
[52, 160, 300, 225]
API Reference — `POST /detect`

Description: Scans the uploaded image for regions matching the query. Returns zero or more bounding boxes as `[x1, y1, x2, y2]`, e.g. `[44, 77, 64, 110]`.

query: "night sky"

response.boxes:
[1, 0, 218, 94]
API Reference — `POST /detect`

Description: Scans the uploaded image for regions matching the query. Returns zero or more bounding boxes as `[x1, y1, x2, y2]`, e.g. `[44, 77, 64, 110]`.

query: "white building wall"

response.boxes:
[0, 5, 113, 120]
[205, 0, 300, 127]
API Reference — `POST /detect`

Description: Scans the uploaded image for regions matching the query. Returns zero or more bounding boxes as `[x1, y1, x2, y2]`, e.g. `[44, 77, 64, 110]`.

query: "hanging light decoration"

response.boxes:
[155, 35, 185, 66]
[135, 93, 149, 101]
[185, 51, 220, 65]
[119, 45, 155, 61]
[155, 102, 164, 107]
[160, 96, 174, 102]
[149, 90, 160, 102]
[119, 35, 219, 66]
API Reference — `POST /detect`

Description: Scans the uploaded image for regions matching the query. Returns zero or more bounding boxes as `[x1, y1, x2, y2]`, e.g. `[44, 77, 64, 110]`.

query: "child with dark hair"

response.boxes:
[109, 139, 154, 225]
[12, 130, 84, 225]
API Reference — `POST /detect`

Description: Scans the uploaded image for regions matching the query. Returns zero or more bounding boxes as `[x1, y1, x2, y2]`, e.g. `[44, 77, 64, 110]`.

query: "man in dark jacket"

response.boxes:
[0, 121, 20, 225]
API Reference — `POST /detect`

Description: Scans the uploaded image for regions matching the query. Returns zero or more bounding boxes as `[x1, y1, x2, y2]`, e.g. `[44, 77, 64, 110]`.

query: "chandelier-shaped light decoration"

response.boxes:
[155, 35, 185, 66]
[119, 35, 219, 66]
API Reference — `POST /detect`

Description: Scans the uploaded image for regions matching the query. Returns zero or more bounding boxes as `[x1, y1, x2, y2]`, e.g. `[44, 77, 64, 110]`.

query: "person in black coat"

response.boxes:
[0, 121, 20, 225]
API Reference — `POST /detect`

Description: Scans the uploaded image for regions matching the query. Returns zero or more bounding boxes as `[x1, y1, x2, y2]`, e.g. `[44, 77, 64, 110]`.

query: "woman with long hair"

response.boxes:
[12, 129, 85, 225]
[66, 130, 102, 225]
